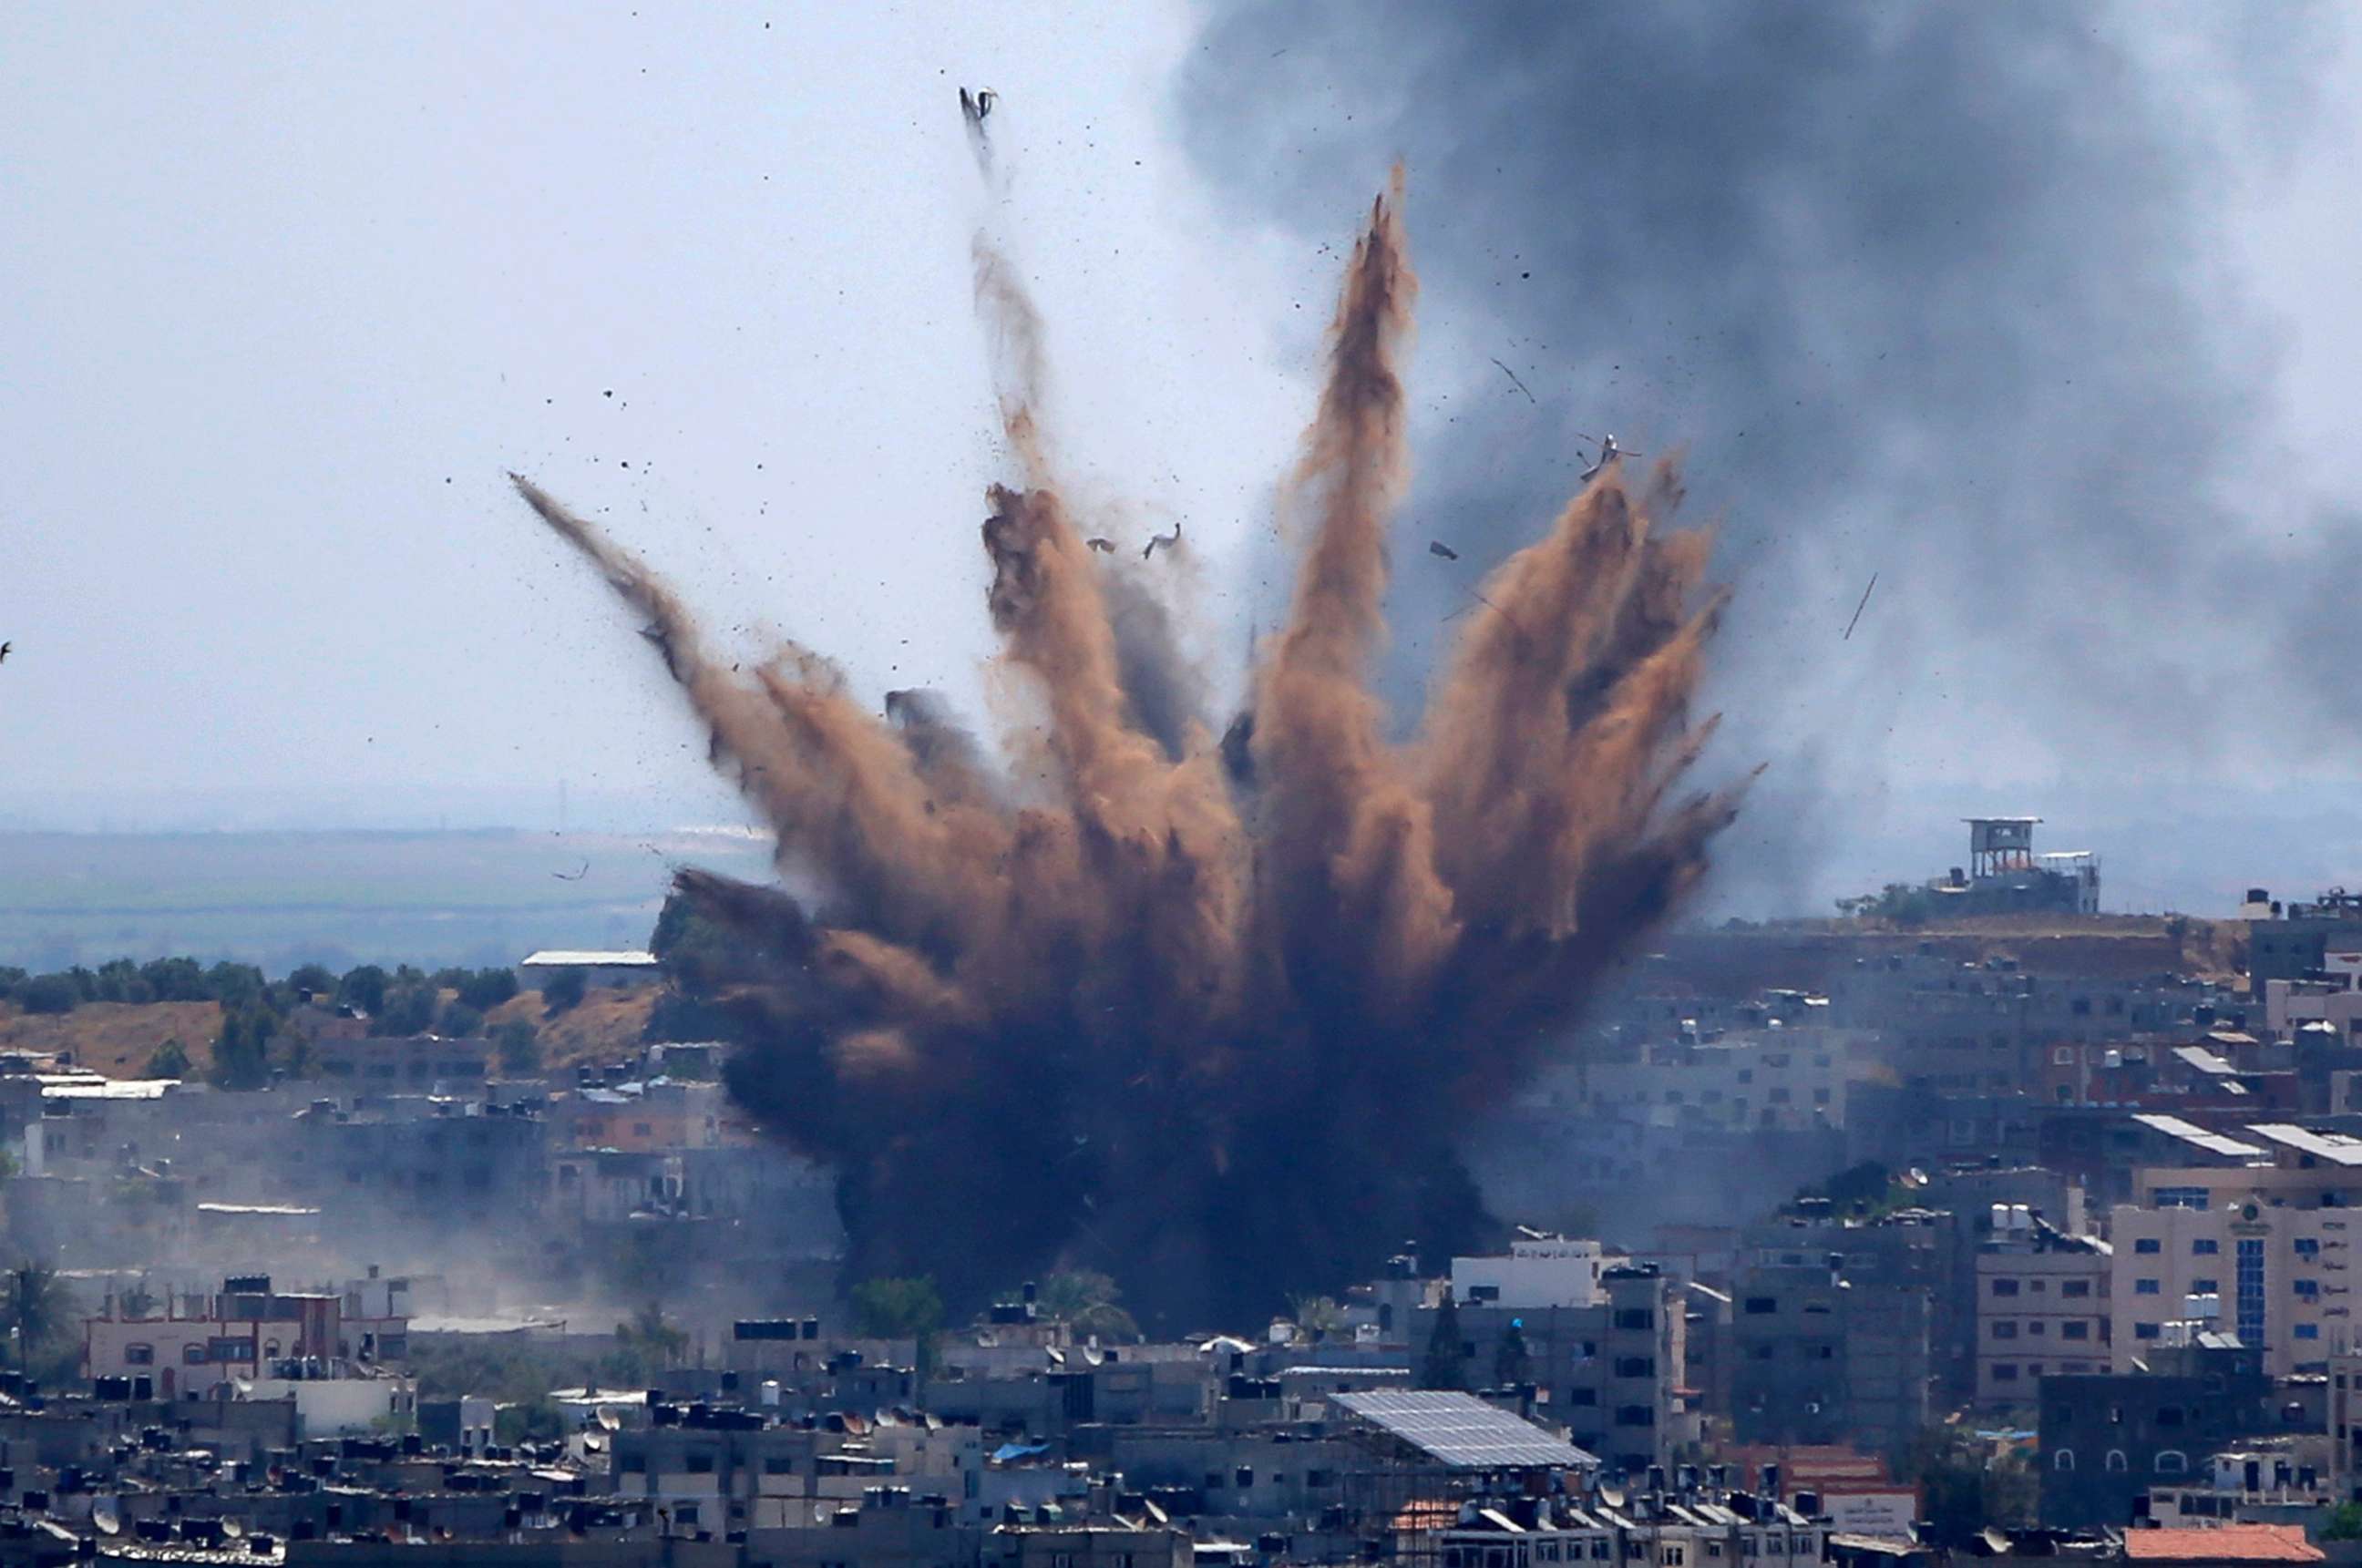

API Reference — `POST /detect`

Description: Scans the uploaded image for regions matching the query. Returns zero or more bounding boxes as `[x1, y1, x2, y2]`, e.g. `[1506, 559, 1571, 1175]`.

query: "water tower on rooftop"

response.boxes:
[1966, 816, 2041, 880]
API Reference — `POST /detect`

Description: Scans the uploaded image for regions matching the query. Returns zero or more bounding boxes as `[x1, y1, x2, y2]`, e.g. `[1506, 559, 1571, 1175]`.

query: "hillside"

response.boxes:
[0, 999, 223, 1076]
[0, 987, 659, 1082]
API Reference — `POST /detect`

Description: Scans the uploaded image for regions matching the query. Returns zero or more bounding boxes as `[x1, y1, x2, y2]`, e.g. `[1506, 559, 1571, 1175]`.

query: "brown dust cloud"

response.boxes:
[512, 174, 1747, 1328]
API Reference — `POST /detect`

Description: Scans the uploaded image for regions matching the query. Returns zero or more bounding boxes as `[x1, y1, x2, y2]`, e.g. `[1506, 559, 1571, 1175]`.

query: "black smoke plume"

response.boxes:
[516, 184, 1741, 1327]
[1180, 4, 2342, 906]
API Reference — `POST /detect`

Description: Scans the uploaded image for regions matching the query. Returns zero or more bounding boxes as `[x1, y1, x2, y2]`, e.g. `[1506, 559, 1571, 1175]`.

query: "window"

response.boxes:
[2106, 1451, 2128, 1473]
[686, 1453, 715, 1474]
[2296, 1279, 2321, 1301]
[2134, 1239, 2162, 1255]
[2155, 1406, 2184, 1428]
[2063, 1321, 2090, 1340]
[2054, 1450, 2076, 1471]
[1993, 1364, 2018, 1382]
[1615, 1405, 1655, 1427]
[2155, 1187, 2212, 1211]
[2062, 1279, 2092, 1298]
[2297, 1324, 2322, 1340]
[183, 1343, 206, 1364]
[123, 1343, 154, 1366]
[2157, 1451, 2188, 1475]
[2298, 1238, 2323, 1261]
[1615, 1357, 1655, 1378]
[2135, 1322, 2162, 1340]
[1991, 1278, 2020, 1296]
[1991, 1321, 2019, 1339]
[2193, 1239, 2220, 1255]
[2192, 1278, 2219, 1294]
[2027, 1320, 2046, 1336]
[1614, 1309, 1653, 1331]
[2136, 1279, 2161, 1296]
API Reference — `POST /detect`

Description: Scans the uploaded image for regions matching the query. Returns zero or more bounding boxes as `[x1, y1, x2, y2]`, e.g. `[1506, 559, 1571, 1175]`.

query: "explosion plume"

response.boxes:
[514, 179, 1744, 1327]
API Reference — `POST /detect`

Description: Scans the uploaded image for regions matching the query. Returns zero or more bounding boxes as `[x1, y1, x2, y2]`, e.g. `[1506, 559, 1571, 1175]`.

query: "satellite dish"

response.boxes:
[581, 1433, 607, 1454]
[92, 1499, 121, 1537]
[221, 1519, 245, 1541]
[1597, 1483, 1627, 1511]
[596, 1409, 621, 1431]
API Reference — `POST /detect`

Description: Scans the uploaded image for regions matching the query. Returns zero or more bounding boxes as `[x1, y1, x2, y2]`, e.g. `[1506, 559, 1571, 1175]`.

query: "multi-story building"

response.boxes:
[1416, 1253, 1686, 1473]
[2039, 1333, 2275, 1529]
[1974, 1210, 2110, 1409]
[1730, 1232, 1935, 1459]
[2110, 1126, 2362, 1377]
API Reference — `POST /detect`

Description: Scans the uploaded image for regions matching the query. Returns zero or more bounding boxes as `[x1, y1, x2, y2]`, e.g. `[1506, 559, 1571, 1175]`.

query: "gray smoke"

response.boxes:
[1180, 3, 2345, 908]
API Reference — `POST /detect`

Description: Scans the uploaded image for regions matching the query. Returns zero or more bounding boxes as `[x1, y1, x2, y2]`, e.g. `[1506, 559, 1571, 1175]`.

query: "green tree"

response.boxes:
[436, 1000, 486, 1039]
[372, 984, 436, 1037]
[1895, 1425, 2035, 1545]
[1494, 1317, 1533, 1389]
[540, 968, 588, 1014]
[139, 958, 209, 1002]
[1422, 1294, 1467, 1390]
[16, 974, 78, 1016]
[493, 1020, 542, 1077]
[145, 1040, 191, 1079]
[337, 965, 389, 1015]
[612, 1305, 690, 1376]
[1037, 1271, 1140, 1341]
[1289, 1294, 1347, 1343]
[205, 962, 268, 1010]
[94, 959, 154, 1004]
[210, 1006, 279, 1089]
[0, 1262, 68, 1378]
[2323, 1504, 2362, 1542]
[850, 1276, 944, 1379]
[286, 963, 338, 999]
[457, 968, 520, 1011]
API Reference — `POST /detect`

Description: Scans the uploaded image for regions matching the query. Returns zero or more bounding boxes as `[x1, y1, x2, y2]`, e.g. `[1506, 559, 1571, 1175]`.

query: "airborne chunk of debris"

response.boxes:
[1428, 540, 1460, 561]
[1142, 521, 1182, 560]
[1086, 537, 1115, 553]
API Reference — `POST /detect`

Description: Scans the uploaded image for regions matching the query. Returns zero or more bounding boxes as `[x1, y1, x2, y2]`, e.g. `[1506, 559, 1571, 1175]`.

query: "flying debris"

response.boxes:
[0, 641, 10, 663]
[959, 87, 997, 171]
[1843, 571, 1880, 641]
[1141, 521, 1182, 560]
[512, 175, 1742, 1327]
[1489, 356, 1537, 405]
[1576, 433, 1638, 481]
[1086, 537, 1115, 553]
[1428, 540, 1460, 561]
[553, 860, 590, 882]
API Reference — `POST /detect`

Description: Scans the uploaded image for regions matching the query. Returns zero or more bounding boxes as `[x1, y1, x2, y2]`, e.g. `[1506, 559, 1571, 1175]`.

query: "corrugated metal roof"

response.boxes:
[1333, 1390, 1597, 1471]
[2248, 1123, 2362, 1166]
[519, 949, 659, 967]
[2128, 1112, 2267, 1160]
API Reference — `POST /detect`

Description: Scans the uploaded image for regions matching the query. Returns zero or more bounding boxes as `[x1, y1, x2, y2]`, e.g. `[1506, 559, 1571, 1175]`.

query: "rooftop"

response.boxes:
[2128, 1114, 2268, 1161]
[2120, 1525, 2323, 1563]
[519, 950, 659, 968]
[2247, 1123, 2362, 1167]
[1333, 1389, 1597, 1471]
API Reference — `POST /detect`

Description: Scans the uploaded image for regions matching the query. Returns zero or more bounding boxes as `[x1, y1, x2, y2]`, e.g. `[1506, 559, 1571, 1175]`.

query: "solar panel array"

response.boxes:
[1333, 1389, 1597, 1471]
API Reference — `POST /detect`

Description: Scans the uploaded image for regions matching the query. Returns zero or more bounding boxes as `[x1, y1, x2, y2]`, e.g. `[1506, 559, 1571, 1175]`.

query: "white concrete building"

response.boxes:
[1450, 1235, 1618, 1309]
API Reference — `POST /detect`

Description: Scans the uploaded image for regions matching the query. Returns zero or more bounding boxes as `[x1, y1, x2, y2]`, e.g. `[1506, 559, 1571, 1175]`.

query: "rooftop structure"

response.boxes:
[1332, 1390, 1597, 1471]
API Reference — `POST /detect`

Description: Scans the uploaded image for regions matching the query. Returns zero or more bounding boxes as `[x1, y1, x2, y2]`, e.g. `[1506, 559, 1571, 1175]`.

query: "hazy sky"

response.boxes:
[10, 4, 2362, 913]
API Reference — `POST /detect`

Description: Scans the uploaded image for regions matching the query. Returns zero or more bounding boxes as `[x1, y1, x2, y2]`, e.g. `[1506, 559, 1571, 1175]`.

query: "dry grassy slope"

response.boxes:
[0, 1000, 221, 1076]
[0, 987, 659, 1081]
[487, 989, 659, 1071]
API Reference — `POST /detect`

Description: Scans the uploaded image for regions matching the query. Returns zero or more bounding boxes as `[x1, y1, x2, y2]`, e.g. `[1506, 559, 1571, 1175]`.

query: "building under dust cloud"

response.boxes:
[518, 181, 1743, 1328]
